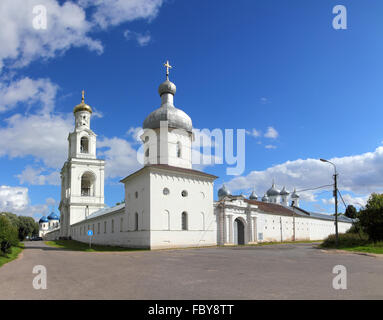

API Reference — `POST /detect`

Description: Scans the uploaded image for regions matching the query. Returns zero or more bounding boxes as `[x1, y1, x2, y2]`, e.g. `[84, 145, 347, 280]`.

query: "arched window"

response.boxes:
[181, 212, 188, 231]
[145, 148, 149, 157]
[80, 137, 89, 153]
[135, 212, 139, 231]
[81, 173, 95, 196]
[176, 142, 182, 158]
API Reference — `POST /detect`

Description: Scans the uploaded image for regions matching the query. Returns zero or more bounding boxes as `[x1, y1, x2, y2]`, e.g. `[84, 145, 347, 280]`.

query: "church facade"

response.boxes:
[43, 65, 353, 248]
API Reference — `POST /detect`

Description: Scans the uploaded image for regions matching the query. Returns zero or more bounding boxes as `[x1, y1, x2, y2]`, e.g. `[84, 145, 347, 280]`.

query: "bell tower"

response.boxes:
[59, 91, 105, 238]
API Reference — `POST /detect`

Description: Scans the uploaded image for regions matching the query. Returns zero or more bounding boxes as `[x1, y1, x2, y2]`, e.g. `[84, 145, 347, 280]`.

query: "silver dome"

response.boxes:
[218, 184, 231, 199]
[143, 80, 192, 133]
[158, 80, 176, 96]
[249, 190, 258, 200]
[266, 183, 280, 197]
[291, 188, 300, 199]
[280, 186, 289, 196]
[262, 194, 268, 202]
[143, 105, 192, 132]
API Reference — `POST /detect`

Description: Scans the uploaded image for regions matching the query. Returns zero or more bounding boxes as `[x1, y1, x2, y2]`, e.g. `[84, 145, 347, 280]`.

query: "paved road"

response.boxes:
[0, 241, 382, 299]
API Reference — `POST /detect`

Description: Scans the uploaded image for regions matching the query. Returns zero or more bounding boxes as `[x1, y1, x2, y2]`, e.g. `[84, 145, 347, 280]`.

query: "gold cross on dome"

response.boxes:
[81, 90, 85, 103]
[164, 60, 172, 80]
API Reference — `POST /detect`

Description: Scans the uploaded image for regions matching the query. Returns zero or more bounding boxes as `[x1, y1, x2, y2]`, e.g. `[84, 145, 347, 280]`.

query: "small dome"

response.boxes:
[249, 190, 258, 200]
[262, 194, 269, 202]
[73, 102, 92, 114]
[39, 216, 49, 223]
[48, 212, 59, 220]
[218, 184, 231, 199]
[73, 91, 92, 114]
[291, 188, 300, 199]
[158, 80, 176, 96]
[266, 183, 280, 197]
[280, 186, 289, 196]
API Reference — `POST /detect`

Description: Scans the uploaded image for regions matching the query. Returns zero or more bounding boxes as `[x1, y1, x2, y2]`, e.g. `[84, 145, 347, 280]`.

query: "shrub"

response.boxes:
[0, 216, 19, 255]
[321, 233, 369, 248]
[359, 193, 383, 243]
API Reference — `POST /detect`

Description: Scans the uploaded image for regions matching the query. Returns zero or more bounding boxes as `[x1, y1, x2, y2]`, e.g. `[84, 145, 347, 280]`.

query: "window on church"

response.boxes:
[111, 219, 114, 233]
[80, 137, 89, 153]
[104, 221, 107, 233]
[120, 217, 123, 232]
[145, 148, 149, 157]
[135, 191, 138, 199]
[163, 188, 170, 195]
[181, 190, 188, 197]
[176, 142, 182, 158]
[97, 222, 100, 234]
[81, 173, 94, 197]
[182, 212, 188, 230]
[135, 212, 139, 231]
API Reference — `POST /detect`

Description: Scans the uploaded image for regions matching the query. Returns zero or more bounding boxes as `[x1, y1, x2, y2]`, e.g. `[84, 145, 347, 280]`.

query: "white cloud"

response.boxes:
[0, 112, 73, 168]
[265, 145, 277, 149]
[260, 97, 271, 104]
[17, 166, 60, 186]
[322, 193, 368, 209]
[246, 128, 261, 138]
[0, 77, 58, 113]
[226, 146, 383, 207]
[98, 137, 141, 179]
[124, 30, 152, 46]
[126, 126, 144, 143]
[264, 126, 279, 139]
[0, 0, 164, 72]
[0, 0, 103, 71]
[82, 0, 164, 29]
[0, 185, 29, 213]
[0, 185, 54, 219]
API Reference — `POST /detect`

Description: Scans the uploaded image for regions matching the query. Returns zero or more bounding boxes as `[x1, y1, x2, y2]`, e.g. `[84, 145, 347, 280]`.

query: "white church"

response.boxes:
[42, 63, 353, 248]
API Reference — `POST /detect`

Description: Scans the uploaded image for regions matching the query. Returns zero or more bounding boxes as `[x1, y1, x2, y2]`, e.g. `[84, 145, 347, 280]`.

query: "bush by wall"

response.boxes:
[0, 216, 19, 255]
[321, 233, 369, 248]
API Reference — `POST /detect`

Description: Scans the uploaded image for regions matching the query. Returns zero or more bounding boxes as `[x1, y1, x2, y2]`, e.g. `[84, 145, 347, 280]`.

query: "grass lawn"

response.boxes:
[320, 234, 383, 255]
[0, 244, 24, 268]
[336, 244, 383, 255]
[45, 240, 147, 252]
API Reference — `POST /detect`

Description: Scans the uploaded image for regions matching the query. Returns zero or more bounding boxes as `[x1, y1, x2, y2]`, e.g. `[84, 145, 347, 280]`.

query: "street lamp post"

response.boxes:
[320, 158, 339, 247]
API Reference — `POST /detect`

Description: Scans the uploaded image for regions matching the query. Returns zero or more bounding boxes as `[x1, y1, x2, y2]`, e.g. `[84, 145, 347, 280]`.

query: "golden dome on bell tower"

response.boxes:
[73, 90, 92, 114]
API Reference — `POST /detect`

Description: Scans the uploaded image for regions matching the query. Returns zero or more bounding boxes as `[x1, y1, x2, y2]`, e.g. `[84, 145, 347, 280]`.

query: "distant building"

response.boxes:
[39, 212, 60, 237]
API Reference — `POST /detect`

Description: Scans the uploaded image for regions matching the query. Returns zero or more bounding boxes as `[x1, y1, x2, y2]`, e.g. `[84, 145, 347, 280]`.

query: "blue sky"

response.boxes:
[1, 0, 383, 220]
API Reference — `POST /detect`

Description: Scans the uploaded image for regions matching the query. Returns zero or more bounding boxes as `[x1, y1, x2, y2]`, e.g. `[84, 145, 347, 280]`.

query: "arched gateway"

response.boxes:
[234, 218, 245, 245]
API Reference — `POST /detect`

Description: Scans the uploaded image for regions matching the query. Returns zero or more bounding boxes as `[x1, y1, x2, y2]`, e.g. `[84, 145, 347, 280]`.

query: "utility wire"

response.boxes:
[296, 184, 333, 193]
[337, 190, 348, 209]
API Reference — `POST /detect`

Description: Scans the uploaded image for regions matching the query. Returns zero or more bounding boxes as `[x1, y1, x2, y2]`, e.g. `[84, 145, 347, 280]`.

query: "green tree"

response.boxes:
[344, 205, 358, 219]
[0, 215, 19, 255]
[0, 212, 19, 228]
[18, 216, 39, 240]
[359, 193, 383, 243]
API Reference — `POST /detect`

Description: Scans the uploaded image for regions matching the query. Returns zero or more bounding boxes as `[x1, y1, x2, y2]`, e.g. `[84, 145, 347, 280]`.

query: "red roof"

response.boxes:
[244, 199, 297, 216]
